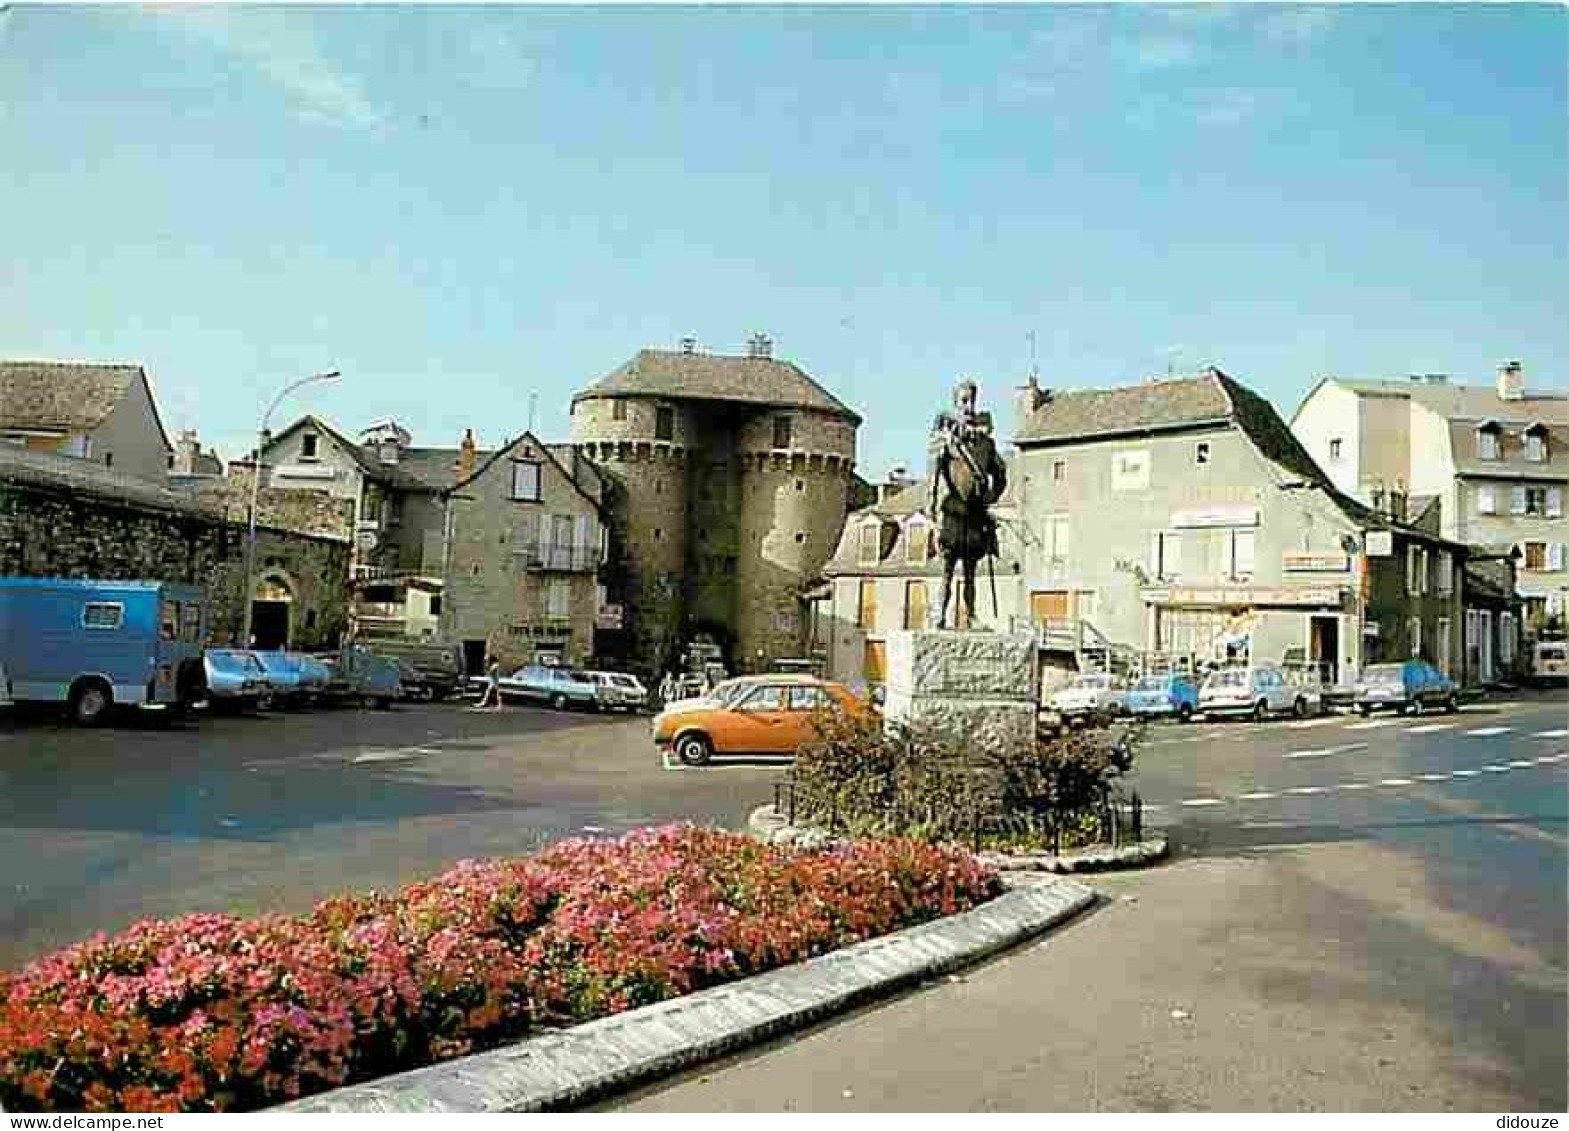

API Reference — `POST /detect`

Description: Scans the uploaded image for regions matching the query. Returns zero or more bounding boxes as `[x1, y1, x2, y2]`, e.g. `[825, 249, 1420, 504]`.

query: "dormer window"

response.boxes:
[858, 521, 882, 566]
[1525, 424, 1549, 463]
[301, 432, 319, 461]
[1477, 422, 1501, 461]
[905, 518, 929, 565]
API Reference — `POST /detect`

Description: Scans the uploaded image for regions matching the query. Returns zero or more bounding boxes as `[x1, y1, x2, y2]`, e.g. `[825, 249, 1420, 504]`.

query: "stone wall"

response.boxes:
[1, 454, 350, 649]
[187, 469, 356, 542]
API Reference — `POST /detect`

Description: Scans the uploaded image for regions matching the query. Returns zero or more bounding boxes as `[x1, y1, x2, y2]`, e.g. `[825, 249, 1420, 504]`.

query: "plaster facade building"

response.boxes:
[570, 335, 861, 676]
[0, 361, 173, 484]
[1012, 369, 1478, 685]
[1291, 362, 1567, 636]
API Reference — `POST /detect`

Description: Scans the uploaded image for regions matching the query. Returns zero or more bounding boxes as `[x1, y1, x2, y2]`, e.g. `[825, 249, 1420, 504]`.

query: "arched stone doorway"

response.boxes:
[251, 572, 295, 650]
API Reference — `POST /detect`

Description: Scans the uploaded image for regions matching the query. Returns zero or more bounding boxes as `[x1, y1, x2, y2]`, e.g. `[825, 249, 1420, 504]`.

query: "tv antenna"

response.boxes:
[527, 392, 538, 433]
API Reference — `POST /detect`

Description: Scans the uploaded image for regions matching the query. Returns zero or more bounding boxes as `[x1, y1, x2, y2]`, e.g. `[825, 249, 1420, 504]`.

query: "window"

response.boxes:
[655, 405, 674, 442]
[1499, 612, 1515, 665]
[511, 460, 541, 501]
[905, 520, 929, 565]
[612, 400, 627, 422]
[1549, 487, 1564, 518]
[1436, 551, 1453, 596]
[858, 522, 882, 566]
[789, 685, 828, 712]
[737, 685, 787, 712]
[903, 580, 929, 630]
[1151, 531, 1182, 580]
[1525, 433, 1545, 461]
[1408, 616, 1422, 659]
[772, 415, 792, 449]
[1524, 486, 1549, 515]
[545, 578, 570, 619]
[1476, 484, 1498, 514]
[180, 603, 202, 642]
[1195, 442, 1210, 466]
[103, 452, 113, 468]
[1329, 438, 1343, 462]
[301, 432, 319, 460]
[159, 602, 178, 641]
[1436, 617, 1451, 675]
[1044, 514, 1070, 562]
[1052, 459, 1066, 482]
[552, 514, 573, 551]
[305, 608, 318, 629]
[82, 601, 124, 630]
[1077, 590, 1099, 623]
[1523, 541, 1547, 571]
[1478, 428, 1501, 460]
[857, 579, 878, 629]
[1230, 529, 1256, 579]
[863, 640, 887, 682]
[1406, 545, 1428, 595]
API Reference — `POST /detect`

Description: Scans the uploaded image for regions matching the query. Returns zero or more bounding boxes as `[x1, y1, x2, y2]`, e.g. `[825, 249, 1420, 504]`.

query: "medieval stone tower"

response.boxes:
[571, 334, 860, 674]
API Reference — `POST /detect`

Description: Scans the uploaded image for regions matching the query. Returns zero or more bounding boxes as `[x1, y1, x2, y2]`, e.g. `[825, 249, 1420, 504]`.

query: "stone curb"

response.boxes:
[276, 878, 1095, 1113]
[748, 804, 1169, 873]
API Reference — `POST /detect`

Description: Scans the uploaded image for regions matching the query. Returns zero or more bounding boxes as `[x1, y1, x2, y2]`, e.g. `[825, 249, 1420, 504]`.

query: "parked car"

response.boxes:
[1281, 665, 1327, 716]
[319, 646, 402, 709]
[0, 578, 206, 724]
[202, 649, 268, 713]
[584, 670, 649, 712]
[290, 653, 333, 703]
[1047, 673, 1127, 721]
[1124, 673, 1199, 721]
[652, 675, 863, 766]
[353, 638, 465, 700]
[251, 651, 307, 707]
[1198, 665, 1306, 721]
[1354, 660, 1458, 716]
[497, 665, 603, 710]
[1529, 639, 1568, 685]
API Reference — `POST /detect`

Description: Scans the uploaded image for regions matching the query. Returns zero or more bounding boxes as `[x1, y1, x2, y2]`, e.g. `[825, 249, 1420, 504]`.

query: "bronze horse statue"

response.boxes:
[929, 379, 1008, 629]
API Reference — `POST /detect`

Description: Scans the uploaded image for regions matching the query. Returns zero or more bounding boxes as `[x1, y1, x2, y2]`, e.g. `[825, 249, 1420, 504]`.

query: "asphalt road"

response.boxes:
[617, 690, 1568, 1112]
[0, 698, 787, 967]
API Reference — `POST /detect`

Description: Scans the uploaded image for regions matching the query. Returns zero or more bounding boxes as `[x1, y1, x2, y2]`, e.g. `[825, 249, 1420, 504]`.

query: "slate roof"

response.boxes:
[0, 360, 150, 435]
[1445, 420, 1569, 481]
[1329, 377, 1569, 425]
[397, 446, 490, 491]
[0, 443, 203, 515]
[573, 349, 861, 423]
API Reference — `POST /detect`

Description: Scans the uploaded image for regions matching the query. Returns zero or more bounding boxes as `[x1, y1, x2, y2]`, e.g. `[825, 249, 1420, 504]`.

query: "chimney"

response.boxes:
[1017, 373, 1050, 417]
[747, 332, 773, 360]
[1370, 482, 1386, 514]
[1497, 360, 1525, 402]
[1389, 480, 1408, 523]
[173, 429, 201, 474]
[457, 428, 477, 480]
[680, 336, 697, 355]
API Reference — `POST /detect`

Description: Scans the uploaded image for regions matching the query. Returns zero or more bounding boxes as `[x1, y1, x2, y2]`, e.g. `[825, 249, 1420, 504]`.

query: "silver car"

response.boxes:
[202, 649, 268, 713]
[584, 670, 649, 712]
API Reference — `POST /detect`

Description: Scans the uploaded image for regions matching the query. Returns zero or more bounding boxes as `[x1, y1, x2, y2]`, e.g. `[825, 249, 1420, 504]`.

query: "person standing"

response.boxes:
[659, 670, 676, 706]
[475, 653, 504, 711]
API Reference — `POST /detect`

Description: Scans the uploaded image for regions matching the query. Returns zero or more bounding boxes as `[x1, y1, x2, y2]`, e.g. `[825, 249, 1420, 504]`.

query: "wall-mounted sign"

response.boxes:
[1170, 506, 1260, 529]
[276, 464, 338, 481]
[1364, 530, 1394, 557]
[1111, 449, 1151, 492]
[1283, 552, 1350, 573]
[1143, 585, 1347, 609]
[595, 604, 624, 630]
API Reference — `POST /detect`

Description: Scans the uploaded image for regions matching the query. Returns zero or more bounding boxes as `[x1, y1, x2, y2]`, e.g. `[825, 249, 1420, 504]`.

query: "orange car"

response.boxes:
[652, 674, 863, 765]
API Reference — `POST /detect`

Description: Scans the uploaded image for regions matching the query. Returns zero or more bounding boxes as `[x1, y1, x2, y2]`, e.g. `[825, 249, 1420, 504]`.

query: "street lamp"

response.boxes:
[240, 369, 342, 646]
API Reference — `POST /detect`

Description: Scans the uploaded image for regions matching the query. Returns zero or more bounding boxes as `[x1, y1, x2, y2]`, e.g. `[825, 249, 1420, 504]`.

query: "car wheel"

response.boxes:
[376, 697, 393, 711]
[1252, 699, 1268, 723]
[675, 732, 712, 766]
[1358, 704, 1372, 717]
[1293, 696, 1309, 719]
[1177, 703, 1193, 723]
[551, 692, 568, 711]
[69, 679, 113, 726]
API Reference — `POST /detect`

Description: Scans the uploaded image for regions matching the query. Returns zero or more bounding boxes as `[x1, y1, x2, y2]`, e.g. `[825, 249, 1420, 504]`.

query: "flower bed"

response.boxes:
[0, 826, 999, 1113]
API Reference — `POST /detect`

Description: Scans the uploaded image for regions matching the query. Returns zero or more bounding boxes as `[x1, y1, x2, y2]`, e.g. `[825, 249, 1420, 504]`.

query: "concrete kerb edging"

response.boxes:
[748, 803, 1170, 873]
[276, 878, 1095, 1113]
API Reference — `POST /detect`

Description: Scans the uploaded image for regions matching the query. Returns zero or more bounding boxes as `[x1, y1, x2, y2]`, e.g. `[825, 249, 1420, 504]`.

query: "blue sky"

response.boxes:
[2, 3, 1565, 476]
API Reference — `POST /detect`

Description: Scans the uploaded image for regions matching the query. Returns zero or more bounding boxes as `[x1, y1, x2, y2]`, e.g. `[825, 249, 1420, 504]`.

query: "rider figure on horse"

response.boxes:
[928, 378, 1008, 629]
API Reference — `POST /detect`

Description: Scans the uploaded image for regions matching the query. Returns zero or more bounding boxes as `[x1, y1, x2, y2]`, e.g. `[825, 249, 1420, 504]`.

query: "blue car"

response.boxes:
[1124, 673, 1200, 722]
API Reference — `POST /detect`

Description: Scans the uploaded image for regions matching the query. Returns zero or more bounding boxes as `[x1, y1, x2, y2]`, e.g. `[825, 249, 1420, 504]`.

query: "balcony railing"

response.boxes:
[514, 542, 600, 572]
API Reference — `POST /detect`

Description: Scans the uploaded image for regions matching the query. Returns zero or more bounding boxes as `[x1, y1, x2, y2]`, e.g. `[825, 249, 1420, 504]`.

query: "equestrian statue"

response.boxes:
[928, 378, 1008, 629]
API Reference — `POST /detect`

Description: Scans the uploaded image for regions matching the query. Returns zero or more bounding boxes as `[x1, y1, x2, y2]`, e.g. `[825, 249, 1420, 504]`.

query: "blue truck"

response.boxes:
[0, 578, 208, 724]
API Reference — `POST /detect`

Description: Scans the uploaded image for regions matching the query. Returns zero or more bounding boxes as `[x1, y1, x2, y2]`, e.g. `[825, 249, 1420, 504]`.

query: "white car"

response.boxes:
[584, 670, 650, 712]
[1198, 665, 1306, 721]
[1048, 674, 1126, 718]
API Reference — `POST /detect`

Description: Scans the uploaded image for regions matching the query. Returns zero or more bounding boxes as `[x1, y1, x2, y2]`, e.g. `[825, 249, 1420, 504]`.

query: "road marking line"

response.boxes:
[1380, 778, 1415, 786]
[1534, 729, 1569, 739]
[1339, 782, 1372, 790]
[1452, 768, 1481, 777]
[1405, 723, 1454, 734]
[1238, 791, 1278, 801]
[1508, 760, 1536, 769]
[1347, 720, 1396, 730]
[1482, 764, 1511, 773]
[1461, 701, 1515, 712]
[1466, 727, 1512, 737]
[1545, 752, 1569, 763]
[1285, 785, 1329, 795]
[1285, 742, 1368, 760]
[1285, 718, 1336, 730]
[1180, 798, 1225, 807]
[1417, 773, 1451, 782]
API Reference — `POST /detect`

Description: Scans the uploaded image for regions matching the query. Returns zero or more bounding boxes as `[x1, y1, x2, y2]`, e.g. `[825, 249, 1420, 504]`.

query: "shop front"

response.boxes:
[1142, 584, 1355, 681]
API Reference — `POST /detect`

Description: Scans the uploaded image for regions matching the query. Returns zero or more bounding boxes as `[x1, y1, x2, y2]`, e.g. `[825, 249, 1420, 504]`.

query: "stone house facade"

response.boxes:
[0, 361, 174, 484]
[439, 432, 608, 672]
[1290, 363, 1567, 637]
[1012, 369, 1472, 686]
[0, 445, 349, 650]
[570, 335, 860, 677]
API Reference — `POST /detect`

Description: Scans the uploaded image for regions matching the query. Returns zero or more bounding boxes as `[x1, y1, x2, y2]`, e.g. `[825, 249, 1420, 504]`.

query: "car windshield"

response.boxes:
[1070, 676, 1109, 690]
[610, 674, 638, 688]
[1207, 670, 1246, 688]
[1365, 665, 1404, 682]
[1135, 676, 1167, 691]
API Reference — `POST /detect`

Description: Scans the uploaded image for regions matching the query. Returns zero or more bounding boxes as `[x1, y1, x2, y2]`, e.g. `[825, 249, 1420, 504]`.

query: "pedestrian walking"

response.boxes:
[474, 654, 504, 712]
[659, 670, 676, 706]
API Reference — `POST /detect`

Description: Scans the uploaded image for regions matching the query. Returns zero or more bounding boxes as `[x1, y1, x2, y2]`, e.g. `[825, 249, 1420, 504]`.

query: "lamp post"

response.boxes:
[240, 370, 341, 647]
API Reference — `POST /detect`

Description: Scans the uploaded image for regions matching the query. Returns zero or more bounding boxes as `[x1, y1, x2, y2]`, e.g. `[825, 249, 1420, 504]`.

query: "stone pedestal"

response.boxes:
[882, 629, 1039, 752]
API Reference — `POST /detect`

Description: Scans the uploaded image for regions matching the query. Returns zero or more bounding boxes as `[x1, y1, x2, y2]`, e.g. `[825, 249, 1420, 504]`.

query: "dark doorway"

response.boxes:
[462, 639, 487, 678]
[1309, 616, 1339, 684]
[251, 601, 290, 650]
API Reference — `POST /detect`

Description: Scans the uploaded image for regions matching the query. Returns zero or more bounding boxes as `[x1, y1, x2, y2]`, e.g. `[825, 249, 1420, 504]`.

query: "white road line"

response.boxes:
[1482, 764, 1511, 773]
[1545, 752, 1569, 763]
[1339, 782, 1372, 791]
[1379, 778, 1415, 787]
[1534, 729, 1569, 739]
[1466, 727, 1512, 737]
[1285, 785, 1330, 795]
[1347, 719, 1396, 730]
[1285, 718, 1337, 730]
[1180, 798, 1225, 807]
[1461, 701, 1515, 712]
[1285, 742, 1368, 760]
[1417, 773, 1451, 782]
[1405, 723, 1454, 735]
[1452, 768, 1481, 777]
[1238, 791, 1278, 801]
[1508, 760, 1536, 769]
